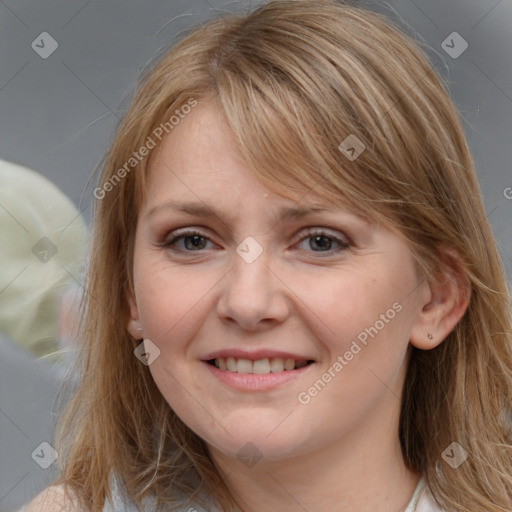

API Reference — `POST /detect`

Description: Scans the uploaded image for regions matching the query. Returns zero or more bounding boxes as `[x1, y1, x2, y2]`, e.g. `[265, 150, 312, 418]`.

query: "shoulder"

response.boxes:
[22, 476, 216, 512]
[416, 485, 445, 512]
[23, 484, 82, 512]
[405, 477, 445, 512]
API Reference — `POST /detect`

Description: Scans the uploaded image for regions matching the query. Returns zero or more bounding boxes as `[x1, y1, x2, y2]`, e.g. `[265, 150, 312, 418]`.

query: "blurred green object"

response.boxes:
[0, 159, 88, 363]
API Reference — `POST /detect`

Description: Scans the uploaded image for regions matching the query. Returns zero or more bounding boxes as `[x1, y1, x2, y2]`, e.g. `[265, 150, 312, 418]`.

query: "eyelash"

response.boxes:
[162, 228, 350, 256]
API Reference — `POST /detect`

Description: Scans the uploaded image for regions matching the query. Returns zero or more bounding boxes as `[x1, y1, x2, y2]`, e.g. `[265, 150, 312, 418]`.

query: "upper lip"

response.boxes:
[201, 349, 315, 361]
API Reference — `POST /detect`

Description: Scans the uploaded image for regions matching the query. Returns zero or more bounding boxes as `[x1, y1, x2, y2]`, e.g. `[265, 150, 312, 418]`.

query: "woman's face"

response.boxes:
[128, 99, 431, 463]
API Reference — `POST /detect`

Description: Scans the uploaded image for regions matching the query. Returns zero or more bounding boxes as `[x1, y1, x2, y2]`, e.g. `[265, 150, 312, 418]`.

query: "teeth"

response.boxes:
[237, 358, 253, 374]
[284, 358, 295, 371]
[270, 357, 284, 373]
[212, 357, 310, 374]
[226, 357, 237, 372]
[253, 359, 271, 374]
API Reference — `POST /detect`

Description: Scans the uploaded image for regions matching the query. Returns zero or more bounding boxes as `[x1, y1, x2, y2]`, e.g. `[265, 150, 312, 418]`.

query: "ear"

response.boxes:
[126, 289, 142, 339]
[409, 248, 470, 350]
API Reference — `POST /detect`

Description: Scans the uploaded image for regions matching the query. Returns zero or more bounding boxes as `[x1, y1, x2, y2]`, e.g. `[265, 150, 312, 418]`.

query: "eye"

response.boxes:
[161, 227, 350, 255]
[163, 229, 214, 252]
[295, 229, 350, 254]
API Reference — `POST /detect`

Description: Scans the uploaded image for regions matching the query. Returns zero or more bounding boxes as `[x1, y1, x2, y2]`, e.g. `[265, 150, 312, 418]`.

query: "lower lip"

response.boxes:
[203, 361, 313, 391]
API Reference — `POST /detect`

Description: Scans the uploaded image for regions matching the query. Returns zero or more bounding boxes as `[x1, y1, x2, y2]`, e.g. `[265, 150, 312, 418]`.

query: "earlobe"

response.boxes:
[127, 318, 142, 339]
[409, 249, 470, 350]
[126, 293, 142, 339]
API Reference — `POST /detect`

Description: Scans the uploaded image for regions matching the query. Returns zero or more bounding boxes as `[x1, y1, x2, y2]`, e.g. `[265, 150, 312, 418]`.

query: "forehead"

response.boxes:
[145, 101, 296, 197]
[143, 98, 375, 226]
[143, 158, 368, 227]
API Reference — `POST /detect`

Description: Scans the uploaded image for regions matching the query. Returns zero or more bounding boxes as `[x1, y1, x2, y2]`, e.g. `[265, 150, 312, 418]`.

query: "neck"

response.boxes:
[213, 442, 419, 512]
[209, 401, 420, 511]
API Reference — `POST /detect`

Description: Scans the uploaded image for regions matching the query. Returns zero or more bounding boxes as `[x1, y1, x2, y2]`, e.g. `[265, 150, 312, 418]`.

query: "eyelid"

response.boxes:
[296, 226, 350, 244]
[162, 226, 351, 254]
[293, 227, 350, 256]
[162, 227, 218, 249]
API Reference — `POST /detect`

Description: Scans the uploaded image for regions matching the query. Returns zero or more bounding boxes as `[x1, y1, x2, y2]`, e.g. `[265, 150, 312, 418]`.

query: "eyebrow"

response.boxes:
[145, 200, 339, 223]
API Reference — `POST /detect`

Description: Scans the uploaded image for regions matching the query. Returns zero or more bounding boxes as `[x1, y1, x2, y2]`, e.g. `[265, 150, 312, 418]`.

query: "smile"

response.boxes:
[207, 357, 313, 374]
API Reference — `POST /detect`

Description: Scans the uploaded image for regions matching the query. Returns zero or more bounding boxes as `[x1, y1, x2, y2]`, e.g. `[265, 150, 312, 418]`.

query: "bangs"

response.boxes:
[208, 14, 424, 229]
[133, 2, 445, 236]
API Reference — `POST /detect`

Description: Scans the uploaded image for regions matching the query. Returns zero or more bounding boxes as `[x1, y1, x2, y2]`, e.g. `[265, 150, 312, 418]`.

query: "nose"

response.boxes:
[216, 246, 290, 331]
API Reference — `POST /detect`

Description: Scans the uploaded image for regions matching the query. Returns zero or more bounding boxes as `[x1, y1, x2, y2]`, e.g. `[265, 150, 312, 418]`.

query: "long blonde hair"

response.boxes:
[54, 1, 512, 510]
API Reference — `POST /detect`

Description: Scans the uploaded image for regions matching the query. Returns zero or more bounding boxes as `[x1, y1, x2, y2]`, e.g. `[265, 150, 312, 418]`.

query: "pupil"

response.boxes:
[183, 235, 332, 251]
[186, 235, 206, 250]
[312, 235, 331, 250]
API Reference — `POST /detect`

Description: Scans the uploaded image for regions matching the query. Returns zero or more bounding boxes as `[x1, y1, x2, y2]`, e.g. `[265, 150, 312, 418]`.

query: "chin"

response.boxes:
[192, 409, 316, 463]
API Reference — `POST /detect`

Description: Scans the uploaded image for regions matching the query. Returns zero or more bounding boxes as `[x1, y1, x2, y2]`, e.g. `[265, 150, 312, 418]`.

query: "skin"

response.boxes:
[127, 99, 468, 511]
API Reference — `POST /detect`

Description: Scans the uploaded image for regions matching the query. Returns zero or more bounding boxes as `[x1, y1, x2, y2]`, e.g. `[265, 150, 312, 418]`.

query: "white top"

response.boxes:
[17, 474, 443, 511]
[405, 477, 444, 512]
[102, 473, 444, 511]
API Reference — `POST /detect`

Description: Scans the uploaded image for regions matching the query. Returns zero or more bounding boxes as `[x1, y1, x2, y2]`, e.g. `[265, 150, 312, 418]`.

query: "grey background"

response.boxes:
[1, 0, 511, 510]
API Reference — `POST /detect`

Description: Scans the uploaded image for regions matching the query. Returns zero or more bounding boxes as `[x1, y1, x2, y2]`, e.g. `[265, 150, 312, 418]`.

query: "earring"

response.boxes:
[427, 333, 433, 340]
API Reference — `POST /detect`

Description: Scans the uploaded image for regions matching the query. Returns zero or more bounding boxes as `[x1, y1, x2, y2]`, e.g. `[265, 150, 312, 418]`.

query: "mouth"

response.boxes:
[206, 357, 315, 374]
[202, 351, 316, 391]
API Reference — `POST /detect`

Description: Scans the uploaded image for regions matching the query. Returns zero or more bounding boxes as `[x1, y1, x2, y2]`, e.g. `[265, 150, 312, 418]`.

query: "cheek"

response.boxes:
[133, 262, 216, 422]
[292, 271, 413, 435]
[303, 268, 407, 344]
[133, 257, 220, 353]
[298, 263, 417, 401]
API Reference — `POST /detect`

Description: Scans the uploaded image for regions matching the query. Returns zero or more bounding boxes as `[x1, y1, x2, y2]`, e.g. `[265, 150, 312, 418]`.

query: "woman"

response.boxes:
[24, 1, 512, 510]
